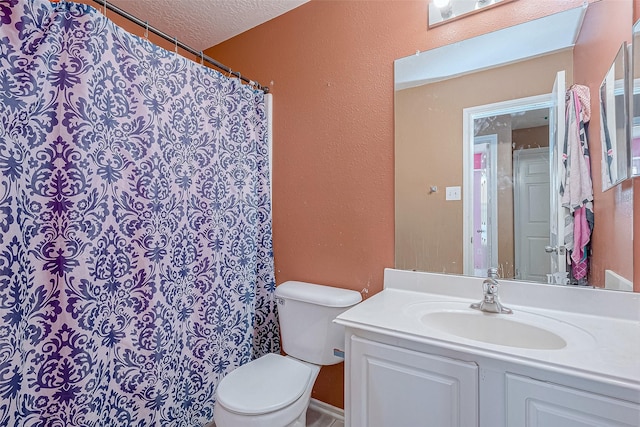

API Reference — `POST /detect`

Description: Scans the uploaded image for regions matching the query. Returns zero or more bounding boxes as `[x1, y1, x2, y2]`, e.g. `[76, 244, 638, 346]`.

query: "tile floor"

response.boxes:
[305, 405, 344, 427]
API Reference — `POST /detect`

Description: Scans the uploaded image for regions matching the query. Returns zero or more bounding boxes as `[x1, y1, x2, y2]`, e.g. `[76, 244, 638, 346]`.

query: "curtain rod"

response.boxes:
[89, 0, 269, 93]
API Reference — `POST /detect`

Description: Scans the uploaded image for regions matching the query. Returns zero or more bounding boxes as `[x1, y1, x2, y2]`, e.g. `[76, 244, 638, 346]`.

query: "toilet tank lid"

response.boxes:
[275, 281, 362, 307]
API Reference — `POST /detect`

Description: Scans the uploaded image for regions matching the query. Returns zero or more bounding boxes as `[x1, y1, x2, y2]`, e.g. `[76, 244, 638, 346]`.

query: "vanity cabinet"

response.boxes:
[337, 270, 640, 427]
[344, 330, 640, 427]
[349, 336, 478, 427]
[506, 374, 640, 426]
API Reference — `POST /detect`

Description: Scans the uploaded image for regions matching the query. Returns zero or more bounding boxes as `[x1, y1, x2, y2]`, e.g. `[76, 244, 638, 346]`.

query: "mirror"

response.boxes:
[600, 43, 631, 190]
[395, 1, 634, 290]
[632, 20, 640, 176]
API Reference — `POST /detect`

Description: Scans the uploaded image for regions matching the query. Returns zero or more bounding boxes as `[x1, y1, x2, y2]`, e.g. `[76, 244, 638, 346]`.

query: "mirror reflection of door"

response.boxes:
[472, 137, 498, 276]
[464, 72, 567, 283]
[513, 148, 551, 282]
[549, 70, 567, 280]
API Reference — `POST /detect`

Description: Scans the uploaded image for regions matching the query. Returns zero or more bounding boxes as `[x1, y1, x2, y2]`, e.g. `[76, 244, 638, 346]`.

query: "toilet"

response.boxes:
[213, 281, 362, 427]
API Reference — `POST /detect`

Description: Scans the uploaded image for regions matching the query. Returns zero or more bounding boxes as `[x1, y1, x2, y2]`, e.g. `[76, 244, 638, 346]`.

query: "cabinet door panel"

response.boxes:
[506, 374, 640, 427]
[350, 336, 478, 427]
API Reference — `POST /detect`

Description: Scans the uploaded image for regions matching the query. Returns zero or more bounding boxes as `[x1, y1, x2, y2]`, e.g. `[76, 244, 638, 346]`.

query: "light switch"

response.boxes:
[446, 186, 461, 201]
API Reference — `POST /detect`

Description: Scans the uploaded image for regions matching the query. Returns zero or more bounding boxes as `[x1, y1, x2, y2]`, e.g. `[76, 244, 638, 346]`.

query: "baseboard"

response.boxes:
[308, 398, 345, 422]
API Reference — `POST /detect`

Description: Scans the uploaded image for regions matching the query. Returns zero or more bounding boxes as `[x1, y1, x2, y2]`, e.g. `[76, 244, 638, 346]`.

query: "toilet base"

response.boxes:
[214, 400, 308, 427]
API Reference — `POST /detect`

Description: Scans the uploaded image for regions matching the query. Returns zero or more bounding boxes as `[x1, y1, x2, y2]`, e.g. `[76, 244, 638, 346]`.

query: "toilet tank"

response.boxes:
[275, 281, 362, 365]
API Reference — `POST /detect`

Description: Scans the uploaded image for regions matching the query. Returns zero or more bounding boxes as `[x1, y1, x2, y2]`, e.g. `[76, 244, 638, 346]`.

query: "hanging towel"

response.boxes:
[571, 206, 590, 279]
[560, 85, 594, 281]
[561, 88, 594, 211]
[573, 84, 591, 123]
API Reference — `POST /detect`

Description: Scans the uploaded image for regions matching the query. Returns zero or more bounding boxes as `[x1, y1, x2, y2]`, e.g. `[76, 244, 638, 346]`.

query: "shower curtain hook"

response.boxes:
[144, 21, 149, 39]
[174, 37, 178, 54]
[200, 51, 204, 66]
[103, 0, 107, 17]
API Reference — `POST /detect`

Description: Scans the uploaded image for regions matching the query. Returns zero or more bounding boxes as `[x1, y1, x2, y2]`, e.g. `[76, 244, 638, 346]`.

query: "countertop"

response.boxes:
[335, 269, 640, 392]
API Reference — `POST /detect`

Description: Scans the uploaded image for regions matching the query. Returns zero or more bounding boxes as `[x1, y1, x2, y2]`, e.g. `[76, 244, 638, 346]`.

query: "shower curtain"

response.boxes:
[0, 0, 279, 425]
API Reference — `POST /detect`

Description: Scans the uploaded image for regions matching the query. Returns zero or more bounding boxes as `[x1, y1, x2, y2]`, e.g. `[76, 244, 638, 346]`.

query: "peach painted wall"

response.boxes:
[513, 126, 550, 150]
[573, 0, 634, 287]
[205, 0, 614, 408]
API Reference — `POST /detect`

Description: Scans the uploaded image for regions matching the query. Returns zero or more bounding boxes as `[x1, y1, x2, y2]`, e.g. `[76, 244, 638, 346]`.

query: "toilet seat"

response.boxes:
[216, 353, 314, 415]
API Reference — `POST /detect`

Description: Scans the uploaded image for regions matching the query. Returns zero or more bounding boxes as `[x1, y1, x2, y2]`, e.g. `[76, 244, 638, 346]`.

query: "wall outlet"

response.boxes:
[446, 186, 461, 201]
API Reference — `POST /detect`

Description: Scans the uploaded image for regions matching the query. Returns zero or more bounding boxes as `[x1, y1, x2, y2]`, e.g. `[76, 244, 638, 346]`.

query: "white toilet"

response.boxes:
[213, 281, 362, 427]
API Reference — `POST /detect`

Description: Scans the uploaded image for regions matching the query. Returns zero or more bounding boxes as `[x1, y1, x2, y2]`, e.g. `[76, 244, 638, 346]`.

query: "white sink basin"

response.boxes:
[421, 310, 566, 349]
[404, 301, 594, 350]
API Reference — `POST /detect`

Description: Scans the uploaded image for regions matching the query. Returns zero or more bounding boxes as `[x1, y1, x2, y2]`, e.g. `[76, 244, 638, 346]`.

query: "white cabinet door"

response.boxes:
[506, 374, 640, 427]
[349, 336, 478, 427]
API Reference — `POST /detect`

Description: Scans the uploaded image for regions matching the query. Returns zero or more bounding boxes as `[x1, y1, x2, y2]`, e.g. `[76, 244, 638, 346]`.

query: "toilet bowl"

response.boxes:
[213, 281, 362, 427]
[214, 354, 320, 427]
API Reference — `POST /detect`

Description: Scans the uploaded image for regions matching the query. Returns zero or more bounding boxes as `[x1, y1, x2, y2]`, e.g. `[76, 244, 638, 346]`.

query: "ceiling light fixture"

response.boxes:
[475, 0, 495, 10]
[433, 0, 454, 19]
[433, 0, 451, 8]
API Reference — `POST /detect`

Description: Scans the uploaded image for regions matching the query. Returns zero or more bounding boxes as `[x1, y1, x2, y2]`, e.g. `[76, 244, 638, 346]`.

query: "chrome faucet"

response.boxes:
[470, 267, 512, 314]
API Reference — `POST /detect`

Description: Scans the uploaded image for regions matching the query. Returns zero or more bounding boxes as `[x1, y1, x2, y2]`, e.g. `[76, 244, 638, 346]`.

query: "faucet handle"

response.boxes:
[485, 282, 498, 295]
[487, 267, 499, 278]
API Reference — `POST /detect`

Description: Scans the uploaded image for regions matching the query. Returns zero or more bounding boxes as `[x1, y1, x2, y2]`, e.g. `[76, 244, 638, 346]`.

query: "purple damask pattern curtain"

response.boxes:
[0, 0, 279, 425]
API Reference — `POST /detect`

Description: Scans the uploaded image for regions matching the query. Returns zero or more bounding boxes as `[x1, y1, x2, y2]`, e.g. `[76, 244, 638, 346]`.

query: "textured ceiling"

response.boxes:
[107, 0, 309, 50]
